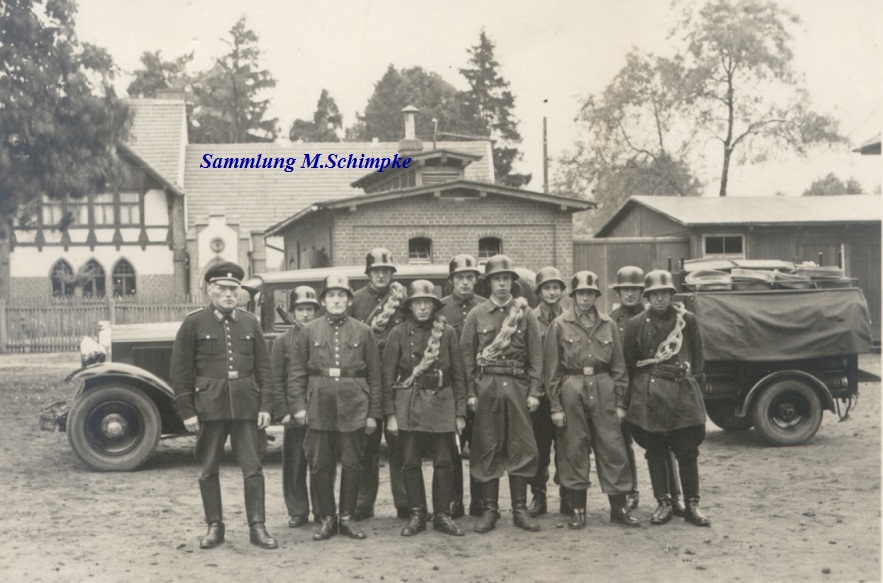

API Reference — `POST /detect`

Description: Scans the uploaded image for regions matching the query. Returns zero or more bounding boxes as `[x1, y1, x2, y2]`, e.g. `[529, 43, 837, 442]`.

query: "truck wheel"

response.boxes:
[705, 402, 753, 432]
[67, 384, 161, 471]
[751, 379, 822, 446]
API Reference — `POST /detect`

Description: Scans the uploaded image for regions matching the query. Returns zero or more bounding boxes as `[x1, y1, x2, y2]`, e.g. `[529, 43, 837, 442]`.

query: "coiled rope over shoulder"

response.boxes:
[477, 297, 529, 364]
[398, 315, 447, 389]
[636, 302, 687, 368]
[370, 281, 406, 333]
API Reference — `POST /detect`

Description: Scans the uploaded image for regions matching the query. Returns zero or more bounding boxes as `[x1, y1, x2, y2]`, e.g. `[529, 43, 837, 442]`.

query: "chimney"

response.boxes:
[398, 105, 423, 153]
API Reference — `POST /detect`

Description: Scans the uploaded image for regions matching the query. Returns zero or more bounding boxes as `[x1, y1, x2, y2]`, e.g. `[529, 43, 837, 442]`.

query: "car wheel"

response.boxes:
[751, 378, 822, 446]
[67, 384, 161, 471]
[705, 401, 753, 432]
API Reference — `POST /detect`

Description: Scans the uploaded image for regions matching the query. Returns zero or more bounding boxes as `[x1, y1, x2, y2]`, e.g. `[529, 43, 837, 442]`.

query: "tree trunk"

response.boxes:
[719, 147, 732, 197]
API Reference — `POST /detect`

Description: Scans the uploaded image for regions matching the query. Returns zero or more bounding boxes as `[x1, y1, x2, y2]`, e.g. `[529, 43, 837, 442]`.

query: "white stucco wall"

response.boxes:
[11, 246, 175, 277]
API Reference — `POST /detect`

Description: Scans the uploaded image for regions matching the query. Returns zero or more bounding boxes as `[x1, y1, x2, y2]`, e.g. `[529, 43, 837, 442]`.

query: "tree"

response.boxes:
[289, 89, 342, 142]
[190, 17, 277, 143]
[127, 50, 192, 98]
[802, 173, 864, 196]
[459, 30, 530, 187]
[0, 0, 130, 299]
[680, 0, 843, 196]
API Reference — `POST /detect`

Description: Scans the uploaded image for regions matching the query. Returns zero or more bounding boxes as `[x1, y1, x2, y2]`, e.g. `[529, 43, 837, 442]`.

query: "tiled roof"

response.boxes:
[183, 140, 494, 234]
[125, 99, 187, 188]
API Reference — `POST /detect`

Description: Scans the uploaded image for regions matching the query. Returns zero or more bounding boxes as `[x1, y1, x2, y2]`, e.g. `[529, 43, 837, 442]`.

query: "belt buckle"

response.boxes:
[328, 367, 341, 378]
[228, 370, 239, 379]
[582, 366, 594, 376]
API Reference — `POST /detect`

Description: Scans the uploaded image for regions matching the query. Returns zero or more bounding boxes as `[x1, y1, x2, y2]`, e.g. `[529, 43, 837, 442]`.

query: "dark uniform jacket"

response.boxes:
[350, 284, 405, 352]
[170, 306, 273, 421]
[544, 306, 628, 414]
[439, 293, 485, 339]
[610, 304, 643, 339]
[533, 302, 563, 343]
[288, 315, 382, 432]
[382, 317, 467, 432]
[461, 297, 544, 399]
[622, 305, 705, 432]
[270, 322, 302, 421]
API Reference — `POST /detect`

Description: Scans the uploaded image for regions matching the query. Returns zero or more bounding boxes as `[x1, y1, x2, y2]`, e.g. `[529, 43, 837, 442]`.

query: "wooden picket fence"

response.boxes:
[0, 297, 205, 353]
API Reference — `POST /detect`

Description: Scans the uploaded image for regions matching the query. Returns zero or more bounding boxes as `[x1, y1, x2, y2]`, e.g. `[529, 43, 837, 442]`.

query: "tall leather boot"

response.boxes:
[668, 452, 686, 517]
[473, 479, 500, 533]
[401, 468, 427, 536]
[568, 489, 587, 530]
[339, 468, 367, 540]
[559, 485, 573, 515]
[311, 469, 338, 541]
[244, 476, 278, 549]
[387, 433, 410, 519]
[510, 476, 540, 532]
[647, 458, 673, 525]
[468, 476, 484, 517]
[354, 437, 380, 521]
[608, 493, 640, 527]
[528, 485, 547, 517]
[678, 459, 711, 526]
[450, 454, 465, 519]
[432, 467, 465, 536]
[198, 476, 224, 549]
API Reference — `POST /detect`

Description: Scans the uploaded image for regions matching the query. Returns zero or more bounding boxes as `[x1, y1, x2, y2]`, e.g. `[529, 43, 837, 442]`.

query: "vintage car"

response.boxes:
[40, 264, 537, 471]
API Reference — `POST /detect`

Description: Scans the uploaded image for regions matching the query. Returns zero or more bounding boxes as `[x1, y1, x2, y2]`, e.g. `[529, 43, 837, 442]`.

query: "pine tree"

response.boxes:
[289, 89, 342, 142]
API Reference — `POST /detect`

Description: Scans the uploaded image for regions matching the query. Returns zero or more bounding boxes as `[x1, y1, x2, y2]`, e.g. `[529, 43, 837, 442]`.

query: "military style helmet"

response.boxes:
[483, 254, 519, 280]
[365, 248, 396, 274]
[320, 273, 354, 299]
[570, 271, 602, 297]
[535, 266, 566, 293]
[289, 286, 319, 309]
[643, 270, 677, 296]
[611, 266, 645, 290]
[403, 279, 443, 311]
[449, 254, 481, 278]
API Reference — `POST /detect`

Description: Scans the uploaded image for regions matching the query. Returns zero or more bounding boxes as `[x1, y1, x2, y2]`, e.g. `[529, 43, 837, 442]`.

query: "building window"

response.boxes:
[479, 237, 502, 260]
[50, 260, 75, 298]
[80, 260, 106, 298]
[409, 237, 432, 264]
[113, 259, 137, 297]
[119, 193, 140, 225]
[94, 193, 116, 225]
[703, 234, 744, 258]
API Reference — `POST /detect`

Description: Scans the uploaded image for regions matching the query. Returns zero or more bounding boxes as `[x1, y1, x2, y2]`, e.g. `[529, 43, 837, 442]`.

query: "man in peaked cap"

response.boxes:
[438, 254, 486, 518]
[350, 248, 409, 521]
[288, 273, 383, 541]
[272, 286, 322, 528]
[170, 261, 278, 550]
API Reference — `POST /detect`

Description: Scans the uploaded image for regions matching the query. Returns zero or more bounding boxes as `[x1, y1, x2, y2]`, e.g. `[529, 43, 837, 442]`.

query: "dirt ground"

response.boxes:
[0, 352, 879, 583]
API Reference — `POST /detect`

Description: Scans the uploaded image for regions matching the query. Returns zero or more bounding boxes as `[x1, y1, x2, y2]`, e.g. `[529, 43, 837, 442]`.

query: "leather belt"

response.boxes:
[480, 365, 526, 377]
[645, 363, 689, 380]
[197, 369, 253, 380]
[562, 365, 609, 376]
[309, 367, 366, 378]
[395, 369, 446, 390]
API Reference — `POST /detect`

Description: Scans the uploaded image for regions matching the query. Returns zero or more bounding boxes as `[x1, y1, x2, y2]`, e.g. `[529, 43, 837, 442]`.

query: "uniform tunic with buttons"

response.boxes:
[439, 293, 485, 339]
[461, 298, 543, 481]
[610, 304, 643, 340]
[544, 306, 631, 492]
[288, 315, 382, 432]
[382, 318, 467, 433]
[170, 306, 273, 421]
[351, 285, 405, 352]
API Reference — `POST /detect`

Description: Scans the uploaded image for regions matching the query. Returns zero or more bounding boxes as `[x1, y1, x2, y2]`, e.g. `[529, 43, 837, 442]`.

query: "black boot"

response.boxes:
[403, 467, 427, 519]
[527, 486, 547, 517]
[559, 485, 573, 515]
[312, 515, 337, 541]
[433, 512, 465, 536]
[609, 493, 640, 527]
[468, 476, 484, 517]
[198, 477, 224, 549]
[671, 496, 687, 517]
[451, 455, 465, 519]
[668, 452, 686, 517]
[651, 497, 673, 525]
[432, 467, 455, 525]
[245, 476, 278, 549]
[474, 480, 500, 533]
[339, 468, 367, 539]
[354, 435, 380, 521]
[568, 489, 587, 530]
[400, 508, 427, 536]
[510, 476, 540, 532]
[684, 497, 711, 527]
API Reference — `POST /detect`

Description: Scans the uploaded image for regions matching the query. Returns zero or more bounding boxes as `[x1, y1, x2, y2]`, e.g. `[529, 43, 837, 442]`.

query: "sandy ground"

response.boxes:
[0, 352, 879, 583]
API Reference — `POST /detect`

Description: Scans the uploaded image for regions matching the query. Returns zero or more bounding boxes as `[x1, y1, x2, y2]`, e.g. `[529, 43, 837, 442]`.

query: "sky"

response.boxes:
[74, 0, 882, 198]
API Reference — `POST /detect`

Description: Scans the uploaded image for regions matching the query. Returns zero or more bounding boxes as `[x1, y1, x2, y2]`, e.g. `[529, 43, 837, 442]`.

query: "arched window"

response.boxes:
[478, 237, 502, 260]
[113, 259, 137, 297]
[408, 237, 432, 264]
[50, 260, 75, 298]
[81, 260, 106, 298]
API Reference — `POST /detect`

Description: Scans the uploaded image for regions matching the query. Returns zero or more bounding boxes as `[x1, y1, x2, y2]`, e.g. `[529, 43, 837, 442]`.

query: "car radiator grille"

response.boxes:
[133, 346, 174, 383]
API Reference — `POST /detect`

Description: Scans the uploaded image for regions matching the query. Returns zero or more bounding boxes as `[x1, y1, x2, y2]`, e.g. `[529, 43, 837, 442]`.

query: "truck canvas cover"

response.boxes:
[677, 289, 873, 361]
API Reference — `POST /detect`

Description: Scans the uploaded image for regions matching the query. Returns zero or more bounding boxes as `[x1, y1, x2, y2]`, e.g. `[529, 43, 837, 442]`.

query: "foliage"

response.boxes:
[189, 17, 278, 143]
[801, 173, 865, 196]
[127, 50, 192, 98]
[289, 89, 342, 142]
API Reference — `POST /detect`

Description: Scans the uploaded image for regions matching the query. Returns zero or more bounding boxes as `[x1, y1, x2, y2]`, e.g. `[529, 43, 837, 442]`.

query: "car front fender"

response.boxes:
[65, 362, 176, 401]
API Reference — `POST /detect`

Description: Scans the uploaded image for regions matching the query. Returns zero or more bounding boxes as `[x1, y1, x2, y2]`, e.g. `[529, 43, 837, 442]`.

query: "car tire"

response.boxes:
[751, 378, 822, 446]
[67, 384, 161, 471]
[705, 401, 753, 432]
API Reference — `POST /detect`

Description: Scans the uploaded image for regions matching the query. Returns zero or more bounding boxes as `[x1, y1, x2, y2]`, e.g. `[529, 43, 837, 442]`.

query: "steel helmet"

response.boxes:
[320, 273, 354, 300]
[643, 270, 677, 296]
[365, 248, 396, 274]
[570, 271, 602, 297]
[483, 254, 519, 281]
[289, 286, 319, 308]
[403, 279, 443, 311]
[449, 254, 482, 278]
[611, 266, 645, 290]
[535, 266, 566, 293]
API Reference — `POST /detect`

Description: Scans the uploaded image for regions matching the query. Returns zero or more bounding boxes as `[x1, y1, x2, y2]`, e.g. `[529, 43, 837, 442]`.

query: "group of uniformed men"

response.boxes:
[170, 250, 711, 550]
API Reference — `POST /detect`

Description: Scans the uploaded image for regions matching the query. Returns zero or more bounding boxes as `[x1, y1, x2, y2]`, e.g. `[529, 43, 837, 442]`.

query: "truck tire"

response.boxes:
[751, 378, 822, 446]
[67, 384, 161, 471]
[705, 402, 753, 432]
